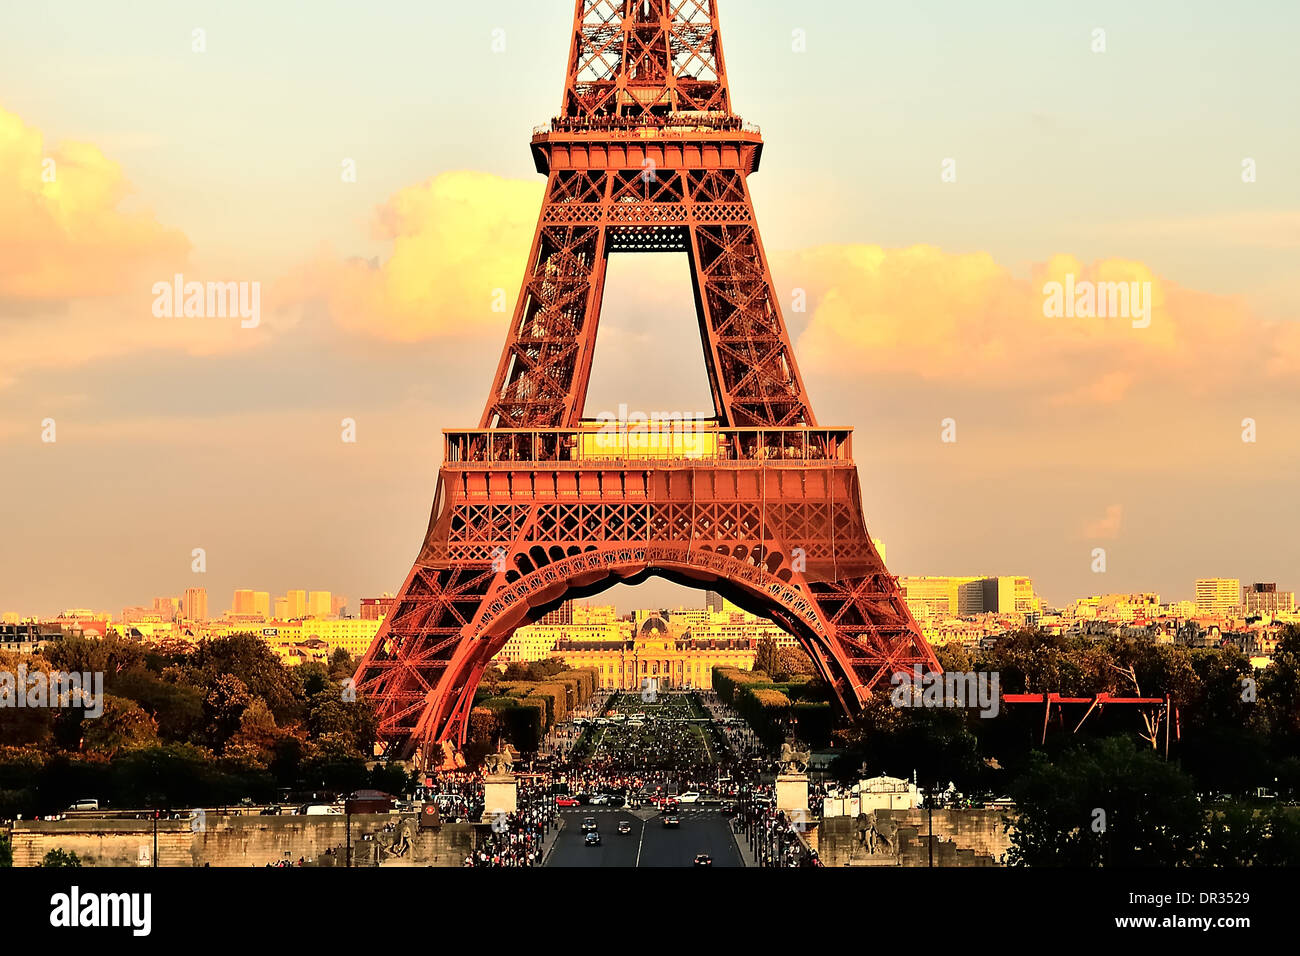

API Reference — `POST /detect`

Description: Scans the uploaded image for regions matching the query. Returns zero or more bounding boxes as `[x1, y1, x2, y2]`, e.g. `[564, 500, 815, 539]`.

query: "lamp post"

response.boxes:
[927, 785, 933, 868]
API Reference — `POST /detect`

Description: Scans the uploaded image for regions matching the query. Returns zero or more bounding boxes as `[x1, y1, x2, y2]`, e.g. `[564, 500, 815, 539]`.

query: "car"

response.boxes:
[694, 853, 713, 866]
[617, 820, 632, 835]
[585, 831, 601, 847]
[589, 793, 610, 805]
[663, 814, 680, 828]
[580, 817, 598, 832]
[677, 792, 701, 803]
[555, 796, 580, 807]
[259, 805, 283, 816]
[68, 798, 100, 811]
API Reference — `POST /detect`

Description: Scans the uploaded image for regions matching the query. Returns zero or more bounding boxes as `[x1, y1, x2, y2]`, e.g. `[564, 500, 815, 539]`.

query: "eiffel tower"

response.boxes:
[355, 0, 939, 764]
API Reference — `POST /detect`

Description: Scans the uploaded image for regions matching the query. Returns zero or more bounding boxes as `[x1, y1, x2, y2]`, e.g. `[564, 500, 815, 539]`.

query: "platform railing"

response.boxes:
[443, 425, 852, 466]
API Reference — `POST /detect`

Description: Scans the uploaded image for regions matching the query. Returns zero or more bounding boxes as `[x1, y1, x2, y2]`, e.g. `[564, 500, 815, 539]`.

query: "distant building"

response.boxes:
[360, 596, 395, 621]
[1195, 578, 1241, 617]
[232, 589, 257, 615]
[551, 615, 755, 691]
[284, 590, 307, 619]
[1243, 582, 1295, 617]
[0, 623, 61, 654]
[307, 591, 332, 618]
[900, 576, 977, 619]
[182, 587, 208, 622]
[900, 575, 1037, 619]
[538, 599, 575, 626]
[294, 617, 380, 657]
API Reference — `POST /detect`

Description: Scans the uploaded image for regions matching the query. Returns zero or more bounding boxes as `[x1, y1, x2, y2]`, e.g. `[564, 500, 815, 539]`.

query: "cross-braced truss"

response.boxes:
[355, 0, 940, 763]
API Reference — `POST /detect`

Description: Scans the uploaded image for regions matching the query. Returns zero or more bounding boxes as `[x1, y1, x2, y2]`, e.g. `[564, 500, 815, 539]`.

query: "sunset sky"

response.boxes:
[1, 0, 1297, 617]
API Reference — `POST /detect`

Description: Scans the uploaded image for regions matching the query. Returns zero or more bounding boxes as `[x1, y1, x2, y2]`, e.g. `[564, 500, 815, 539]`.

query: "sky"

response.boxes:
[1, 0, 1298, 617]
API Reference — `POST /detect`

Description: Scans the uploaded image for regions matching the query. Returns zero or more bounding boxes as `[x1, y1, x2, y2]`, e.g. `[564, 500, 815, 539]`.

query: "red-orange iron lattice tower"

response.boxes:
[355, 0, 940, 764]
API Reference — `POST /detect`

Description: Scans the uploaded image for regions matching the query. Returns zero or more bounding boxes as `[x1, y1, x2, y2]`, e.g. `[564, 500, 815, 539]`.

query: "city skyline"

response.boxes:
[2, 1, 1298, 626]
[6, 571, 1296, 623]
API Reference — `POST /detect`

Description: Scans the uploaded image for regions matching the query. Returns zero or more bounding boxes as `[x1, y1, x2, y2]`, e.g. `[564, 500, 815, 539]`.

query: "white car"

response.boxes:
[676, 792, 701, 804]
[589, 793, 610, 806]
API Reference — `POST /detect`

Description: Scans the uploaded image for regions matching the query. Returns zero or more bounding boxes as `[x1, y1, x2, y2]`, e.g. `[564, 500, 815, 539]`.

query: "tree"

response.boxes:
[298, 733, 369, 792]
[778, 646, 815, 677]
[1260, 625, 1300, 748]
[44, 634, 146, 681]
[752, 638, 783, 680]
[834, 688, 985, 791]
[110, 669, 205, 744]
[203, 675, 253, 751]
[327, 648, 355, 680]
[186, 635, 301, 721]
[1007, 736, 1202, 866]
[40, 848, 82, 868]
[81, 695, 159, 757]
[305, 691, 378, 754]
[222, 699, 286, 769]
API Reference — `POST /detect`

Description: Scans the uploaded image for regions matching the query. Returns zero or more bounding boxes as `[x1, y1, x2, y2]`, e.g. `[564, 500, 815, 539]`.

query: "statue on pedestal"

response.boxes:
[483, 743, 516, 777]
[779, 739, 811, 774]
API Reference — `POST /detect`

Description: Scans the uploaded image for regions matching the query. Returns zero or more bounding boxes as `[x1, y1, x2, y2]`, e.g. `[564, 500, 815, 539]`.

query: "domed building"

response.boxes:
[553, 612, 756, 691]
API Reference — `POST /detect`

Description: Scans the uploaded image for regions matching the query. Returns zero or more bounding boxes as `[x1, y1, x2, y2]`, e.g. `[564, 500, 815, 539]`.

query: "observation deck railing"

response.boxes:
[533, 114, 762, 138]
[443, 424, 852, 467]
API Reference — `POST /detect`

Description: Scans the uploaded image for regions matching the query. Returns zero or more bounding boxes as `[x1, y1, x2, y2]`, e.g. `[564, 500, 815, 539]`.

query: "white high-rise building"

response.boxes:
[1195, 578, 1241, 617]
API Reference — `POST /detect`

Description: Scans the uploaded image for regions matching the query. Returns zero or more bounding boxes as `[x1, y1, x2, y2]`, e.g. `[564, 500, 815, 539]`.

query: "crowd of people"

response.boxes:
[465, 799, 552, 867]
[539, 692, 611, 760]
[733, 799, 823, 868]
[573, 692, 726, 775]
[697, 690, 765, 761]
[423, 687, 827, 866]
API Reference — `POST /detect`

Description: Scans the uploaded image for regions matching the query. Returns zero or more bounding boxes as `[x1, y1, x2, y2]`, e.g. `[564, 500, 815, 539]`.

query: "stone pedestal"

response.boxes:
[776, 773, 809, 815]
[483, 774, 518, 816]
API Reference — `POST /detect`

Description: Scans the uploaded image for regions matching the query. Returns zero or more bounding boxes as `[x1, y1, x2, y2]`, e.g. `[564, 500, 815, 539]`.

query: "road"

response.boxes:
[545, 808, 745, 867]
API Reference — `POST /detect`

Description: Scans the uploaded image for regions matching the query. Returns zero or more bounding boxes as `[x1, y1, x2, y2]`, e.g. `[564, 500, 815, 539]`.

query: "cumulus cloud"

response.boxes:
[784, 244, 1300, 404]
[0, 106, 280, 381]
[277, 171, 543, 341]
[0, 106, 188, 300]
